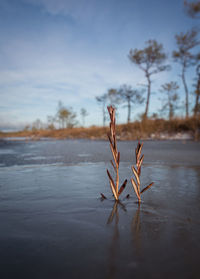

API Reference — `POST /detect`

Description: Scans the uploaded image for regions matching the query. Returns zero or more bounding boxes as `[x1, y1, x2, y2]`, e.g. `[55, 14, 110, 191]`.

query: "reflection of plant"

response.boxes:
[131, 142, 154, 203]
[107, 201, 119, 225]
[131, 204, 141, 255]
[101, 106, 127, 200]
[107, 201, 127, 224]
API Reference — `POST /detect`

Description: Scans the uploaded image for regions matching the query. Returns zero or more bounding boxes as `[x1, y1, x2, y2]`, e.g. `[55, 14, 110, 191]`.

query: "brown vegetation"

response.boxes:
[103, 106, 127, 201]
[131, 142, 154, 203]
[0, 117, 199, 141]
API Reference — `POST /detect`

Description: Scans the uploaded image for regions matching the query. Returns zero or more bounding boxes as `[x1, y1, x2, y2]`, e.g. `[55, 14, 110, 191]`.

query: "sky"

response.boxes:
[0, 0, 199, 131]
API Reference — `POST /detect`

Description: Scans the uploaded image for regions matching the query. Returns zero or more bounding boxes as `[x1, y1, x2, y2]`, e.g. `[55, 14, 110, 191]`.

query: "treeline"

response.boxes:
[26, 1, 199, 132]
[25, 101, 89, 131]
[96, 1, 200, 125]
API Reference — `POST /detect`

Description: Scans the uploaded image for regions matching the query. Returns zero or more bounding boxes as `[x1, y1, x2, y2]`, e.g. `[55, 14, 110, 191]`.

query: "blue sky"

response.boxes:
[0, 0, 199, 130]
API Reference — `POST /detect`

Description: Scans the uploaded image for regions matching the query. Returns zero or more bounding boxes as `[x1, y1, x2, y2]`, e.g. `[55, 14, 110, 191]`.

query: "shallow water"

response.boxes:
[0, 139, 200, 279]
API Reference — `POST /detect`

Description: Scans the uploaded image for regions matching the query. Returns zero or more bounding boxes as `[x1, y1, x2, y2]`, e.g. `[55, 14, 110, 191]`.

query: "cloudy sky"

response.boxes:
[0, 0, 198, 130]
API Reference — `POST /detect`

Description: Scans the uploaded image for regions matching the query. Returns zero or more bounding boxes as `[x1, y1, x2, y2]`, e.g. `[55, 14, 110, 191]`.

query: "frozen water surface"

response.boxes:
[0, 139, 200, 279]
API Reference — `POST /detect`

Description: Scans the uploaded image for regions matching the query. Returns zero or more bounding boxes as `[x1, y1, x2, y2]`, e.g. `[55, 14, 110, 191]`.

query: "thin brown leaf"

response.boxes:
[138, 154, 144, 168]
[135, 142, 141, 162]
[110, 143, 117, 165]
[100, 193, 107, 199]
[107, 134, 113, 146]
[131, 178, 140, 200]
[137, 154, 144, 175]
[107, 169, 118, 200]
[109, 180, 118, 200]
[137, 142, 143, 161]
[113, 134, 116, 150]
[135, 142, 140, 155]
[118, 179, 127, 195]
[113, 109, 115, 121]
[107, 169, 115, 187]
[117, 151, 120, 165]
[141, 182, 154, 194]
[110, 123, 114, 139]
[132, 166, 140, 186]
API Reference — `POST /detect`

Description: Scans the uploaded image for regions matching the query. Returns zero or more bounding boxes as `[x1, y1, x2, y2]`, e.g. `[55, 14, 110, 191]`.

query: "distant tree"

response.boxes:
[128, 40, 170, 119]
[80, 108, 89, 127]
[193, 62, 200, 116]
[96, 93, 108, 126]
[56, 101, 64, 128]
[107, 88, 120, 108]
[106, 88, 121, 120]
[184, 0, 200, 18]
[60, 109, 70, 128]
[23, 125, 30, 131]
[151, 113, 159, 120]
[118, 84, 144, 123]
[172, 29, 199, 117]
[160, 82, 179, 120]
[47, 115, 56, 130]
[56, 101, 77, 128]
[47, 123, 55, 130]
[32, 119, 43, 131]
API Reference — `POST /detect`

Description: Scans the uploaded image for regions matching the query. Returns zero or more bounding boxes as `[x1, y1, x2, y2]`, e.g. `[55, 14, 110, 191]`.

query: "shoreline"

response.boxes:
[0, 117, 199, 141]
[0, 131, 194, 141]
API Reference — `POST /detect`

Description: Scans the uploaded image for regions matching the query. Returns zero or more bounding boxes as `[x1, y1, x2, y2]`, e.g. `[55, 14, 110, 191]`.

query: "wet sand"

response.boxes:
[0, 139, 200, 278]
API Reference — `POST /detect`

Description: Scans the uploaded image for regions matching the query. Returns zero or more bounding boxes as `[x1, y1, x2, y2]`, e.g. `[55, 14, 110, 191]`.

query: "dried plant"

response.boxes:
[131, 204, 141, 255]
[101, 106, 127, 200]
[131, 142, 154, 203]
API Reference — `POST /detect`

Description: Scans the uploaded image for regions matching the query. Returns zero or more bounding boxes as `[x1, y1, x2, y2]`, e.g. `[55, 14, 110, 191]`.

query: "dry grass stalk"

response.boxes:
[103, 106, 127, 200]
[131, 141, 154, 203]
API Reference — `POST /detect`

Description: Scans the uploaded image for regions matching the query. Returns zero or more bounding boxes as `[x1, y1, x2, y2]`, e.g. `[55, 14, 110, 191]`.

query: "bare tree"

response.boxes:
[56, 101, 77, 128]
[32, 119, 43, 131]
[47, 115, 56, 130]
[107, 88, 120, 108]
[106, 88, 121, 121]
[96, 93, 108, 126]
[56, 101, 63, 128]
[184, 0, 200, 18]
[193, 63, 200, 116]
[118, 84, 144, 123]
[59, 109, 70, 128]
[80, 108, 89, 127]
[128, 40, 170, 119]
[173, 29, 199, 117]
[160, 82, 179, 120]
